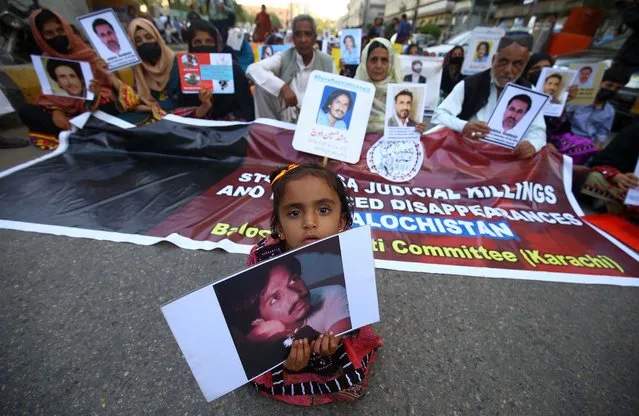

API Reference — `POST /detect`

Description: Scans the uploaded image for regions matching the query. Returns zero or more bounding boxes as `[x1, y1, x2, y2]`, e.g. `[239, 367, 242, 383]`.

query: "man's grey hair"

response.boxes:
[292, 14, 316, 35]
[497, 32, 534, 52]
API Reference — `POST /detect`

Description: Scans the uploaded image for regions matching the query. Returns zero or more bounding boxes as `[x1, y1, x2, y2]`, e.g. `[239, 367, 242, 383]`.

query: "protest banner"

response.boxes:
[340, 28, 362, 65]
[162, 226, 379, 401]
[293, 71, 375, 163]
[384, 83, 427, 140]
[176, 52, 234, 94]
[398, 56, 443, 113]
[536, 68, 577, 117]
[0, 115, 637, 285]
[461, 27, 505, 76]
[31, 55, 94, 101]
[483, 83, 548, 149]
[567, 62, 607, 105]
[77, 9, 140, 71]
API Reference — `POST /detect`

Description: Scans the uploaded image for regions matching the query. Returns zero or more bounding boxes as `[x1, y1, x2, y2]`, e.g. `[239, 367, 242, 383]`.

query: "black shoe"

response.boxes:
[0, 136, 30, 148]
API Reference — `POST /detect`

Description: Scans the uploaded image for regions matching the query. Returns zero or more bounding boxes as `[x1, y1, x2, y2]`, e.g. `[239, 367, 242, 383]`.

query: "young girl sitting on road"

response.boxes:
[246, 163, 383, 406]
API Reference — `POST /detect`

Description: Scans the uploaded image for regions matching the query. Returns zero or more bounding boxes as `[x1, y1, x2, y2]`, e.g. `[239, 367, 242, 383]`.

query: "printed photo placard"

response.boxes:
[293, 71, 375, 163]
[461, 27, 505, 76]
[77, 9, 140, 71]
[176, 53, 235, 94]
[398, 56, 443, 112]
[340, 28, 362, 65]
[482, 83, 548, 149]
[384, 83, 427, 140]
[567, 62, 608, 105]
[624, 157, 639, 207]
[161, 226, 379, 402]
[31, 55, 94, 101]
[257, 44, 291, 60]
[535, 68, 577, 117]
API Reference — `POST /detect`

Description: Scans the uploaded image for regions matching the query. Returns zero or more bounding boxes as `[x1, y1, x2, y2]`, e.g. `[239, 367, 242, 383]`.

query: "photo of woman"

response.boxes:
[473, 41, 490, 63]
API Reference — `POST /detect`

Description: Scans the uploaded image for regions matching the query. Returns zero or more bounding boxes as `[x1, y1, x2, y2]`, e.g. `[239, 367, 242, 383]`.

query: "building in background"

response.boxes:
[337, 0, 385, 29]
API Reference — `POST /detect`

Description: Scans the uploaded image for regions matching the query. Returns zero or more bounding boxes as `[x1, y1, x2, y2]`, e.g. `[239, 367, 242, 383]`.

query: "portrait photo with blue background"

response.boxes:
[315, 86, 357, 131]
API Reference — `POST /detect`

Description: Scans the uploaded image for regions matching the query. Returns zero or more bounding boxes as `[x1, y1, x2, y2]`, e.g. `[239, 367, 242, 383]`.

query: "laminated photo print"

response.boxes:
[31, 55, 94, 101]
[535, 67, 577, 117]
[482, 83, 548, 149]
[293, 71, 374, 163]
[383, 83, 427, 140]
[77, 8, 141, 71]
[161, 227, 379, 402]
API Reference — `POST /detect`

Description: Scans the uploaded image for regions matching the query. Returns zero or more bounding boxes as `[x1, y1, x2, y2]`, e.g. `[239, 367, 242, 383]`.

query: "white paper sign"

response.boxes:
[482, 83, 548, 149]
[567, 62, 608, 106]
[340, 28, 362, 65]
[461, 27, 505, 76]
[0, 89, 14, 116]
[77, 9, 141, 71]
[398, 56, 443, 112]
[162, 226, 379, 402]
[226, 27, 243, 51]
[384, 83, 427, 140]
[624, 158, 639, 207]
[31, 55, 94, 101]
[293, 71, 375, 163]
[536, 68, 577, 117]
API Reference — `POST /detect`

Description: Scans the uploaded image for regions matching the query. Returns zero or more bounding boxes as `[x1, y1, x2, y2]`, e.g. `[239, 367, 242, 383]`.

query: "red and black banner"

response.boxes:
[0, 115, 637, 284]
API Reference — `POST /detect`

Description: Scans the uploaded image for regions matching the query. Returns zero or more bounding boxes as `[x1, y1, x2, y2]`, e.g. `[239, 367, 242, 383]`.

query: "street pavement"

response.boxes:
[1, 134, 639, 415]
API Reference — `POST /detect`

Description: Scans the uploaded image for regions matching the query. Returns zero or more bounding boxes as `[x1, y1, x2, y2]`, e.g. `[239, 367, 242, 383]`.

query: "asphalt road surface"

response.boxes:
[1, 229, 638, 415]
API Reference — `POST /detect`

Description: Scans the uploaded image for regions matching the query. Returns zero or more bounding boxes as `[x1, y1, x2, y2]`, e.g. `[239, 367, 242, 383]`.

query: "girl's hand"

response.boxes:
[311, 332, 341, 357]
[195, 87, 213, 118]
[248, 318, 288, 342]
[198, 87, 212, 106]
[283, 338, 311, 372]
[52, 110, 71, 130]
[88, 79, 101, 95]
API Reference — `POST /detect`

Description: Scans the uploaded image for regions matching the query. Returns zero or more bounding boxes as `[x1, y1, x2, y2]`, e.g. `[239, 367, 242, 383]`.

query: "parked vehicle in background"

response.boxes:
[555, 34, 637, 131]
[0, 0, 39, 65]
[425, 30, 472, 57]
[413, 33, 437, 50]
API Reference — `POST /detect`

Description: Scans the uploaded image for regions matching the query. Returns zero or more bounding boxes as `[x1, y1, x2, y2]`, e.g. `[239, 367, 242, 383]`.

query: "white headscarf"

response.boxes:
[355, 37, 404, 133]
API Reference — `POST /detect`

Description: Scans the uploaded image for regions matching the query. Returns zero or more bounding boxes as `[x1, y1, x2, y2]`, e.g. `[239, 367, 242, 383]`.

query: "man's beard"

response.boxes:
[503, 117, 517, 130]
[108, 41, 120, 52]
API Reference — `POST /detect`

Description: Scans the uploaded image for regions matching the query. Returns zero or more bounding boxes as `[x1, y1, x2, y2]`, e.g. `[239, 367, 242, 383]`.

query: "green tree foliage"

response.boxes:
[270, 13, 282, 29]
[420, 23, 441, 38]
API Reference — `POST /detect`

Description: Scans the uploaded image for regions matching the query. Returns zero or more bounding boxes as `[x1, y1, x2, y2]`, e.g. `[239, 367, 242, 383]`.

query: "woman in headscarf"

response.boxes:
[440, 45, 465, 99]
[521, 52, 555, 85]
[355, 37, 426, 134]
[180, 19, 255, 121]
[127, 18, 182, 116]
[18, 9, 116, 149]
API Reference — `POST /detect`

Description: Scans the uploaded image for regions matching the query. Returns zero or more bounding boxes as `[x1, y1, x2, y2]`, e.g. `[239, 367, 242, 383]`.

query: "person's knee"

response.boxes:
[17, 104, 40, 126]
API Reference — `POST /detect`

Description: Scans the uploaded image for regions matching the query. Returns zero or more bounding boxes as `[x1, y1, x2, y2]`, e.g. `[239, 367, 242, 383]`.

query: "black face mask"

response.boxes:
[190, 45, 217, 54]
[46, 35, 69, 54]
[527, 70, 541, 85]
[596, 87, 617, 102]
[138, 42, 162, 63]
[449, 56, 463, 65]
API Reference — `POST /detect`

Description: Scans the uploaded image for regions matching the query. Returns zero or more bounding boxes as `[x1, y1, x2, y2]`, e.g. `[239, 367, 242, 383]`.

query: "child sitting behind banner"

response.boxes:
[245, 163, 383, 406]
